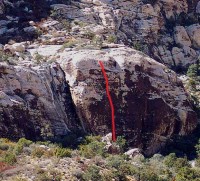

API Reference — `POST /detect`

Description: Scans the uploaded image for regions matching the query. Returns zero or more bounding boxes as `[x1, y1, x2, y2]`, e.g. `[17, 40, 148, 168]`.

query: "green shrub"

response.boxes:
[12, 138, 32, 155]
[13, 144, 23, 155]
[36, 141, 51, 146]
[164, 153, 177, 168]
[175, 167, 200, 181]
[79, 141, 106, 158]
[132, 42, 144, 51]
[49, 169, 62, 181]
[31, 147, 46, 158]
[116, 136, 126, 152]
[0, 50, 13, 62]
[62, 41, 76, 49]
[195, 139, 200, 156]
[84, 31, 95, 40]
[106, 155, 126, 169]
[53, 147, 72, 158]
[114, 163, 136, 180]
[4, 152, 17, 165]
[12, 176, 28, 181]
[34, 52, 46, 63]
[17, 138, 32, 147]
[195, 157, 200, 167]
[107, 35, 117, 43]
[84, 135, 102, 144]
[82, 165, 102, 181]
[35, 172, 52, 181]
[187, 64, 199, 78]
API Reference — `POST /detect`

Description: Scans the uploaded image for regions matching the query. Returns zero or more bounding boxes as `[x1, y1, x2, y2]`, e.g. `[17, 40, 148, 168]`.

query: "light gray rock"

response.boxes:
[174, 26, 191, 47]
[186, 24, 200, 49]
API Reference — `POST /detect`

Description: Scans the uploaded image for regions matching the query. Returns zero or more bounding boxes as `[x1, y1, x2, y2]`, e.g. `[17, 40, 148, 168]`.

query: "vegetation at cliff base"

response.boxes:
[0, 136, 200, 180]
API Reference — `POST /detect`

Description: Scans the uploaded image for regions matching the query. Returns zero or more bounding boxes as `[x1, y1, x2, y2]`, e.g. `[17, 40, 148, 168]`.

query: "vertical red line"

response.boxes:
[99, 61, 116, 142]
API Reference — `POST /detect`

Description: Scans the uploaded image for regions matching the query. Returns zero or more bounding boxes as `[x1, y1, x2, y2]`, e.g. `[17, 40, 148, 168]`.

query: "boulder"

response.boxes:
[124, 148, 141, 158]
[4, 43, 25, 53]
[0, 62, 80, 140]
[174, 26, 191, 47]
[172, 46, 197, 67]
[58, 47, 197, 155]
[186, 24, 200, 49]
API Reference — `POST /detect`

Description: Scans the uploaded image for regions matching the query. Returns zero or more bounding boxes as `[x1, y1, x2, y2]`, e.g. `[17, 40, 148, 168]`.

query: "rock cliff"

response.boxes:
[0, 46, 197, 155]
[0, 0, 199, 68]
[0, 62, 80, 140]
[0, 0, 199, 155]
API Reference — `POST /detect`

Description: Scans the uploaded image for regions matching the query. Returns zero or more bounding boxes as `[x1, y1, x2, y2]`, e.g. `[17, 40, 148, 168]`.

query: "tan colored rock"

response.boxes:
[4, 43, 25, 53]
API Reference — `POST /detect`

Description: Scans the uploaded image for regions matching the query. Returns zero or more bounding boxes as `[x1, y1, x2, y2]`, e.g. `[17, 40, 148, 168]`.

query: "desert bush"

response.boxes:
[106, 155, 126, 169]
[53, 147, 72, 158]
[35, 172, 52, 181]
[84, 31, 95, 40]
[36, 141, 51, 146]
[13, 144, 23, 155]
[195, 139, 200, 156]
[12, 175, 28, 181]
[4, 152, 17, 165]
[82, 165, 102, 181]
[34, 52, 46, 63]
[31, 147, 46, 158]
[83, 135, 102, 144]
[17, 138, 32, 147]
[49, 169, 62, 181]
[107, 35, 117, 43]
[62, 40, 76, 49]
[175, 167, 200, 181]
[187, 64, 199, 78]
[0, 50, 13, 62]
[116, 136, 126, 152]
[101, 169, 115, 181]
[114, 163, 136, 180]
[132, 41, 145, 51]
[79, 141, 106, 159]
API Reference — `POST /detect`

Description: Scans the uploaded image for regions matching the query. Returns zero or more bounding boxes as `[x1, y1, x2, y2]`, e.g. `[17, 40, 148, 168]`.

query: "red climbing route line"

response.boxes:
[99, 61, 116, 142]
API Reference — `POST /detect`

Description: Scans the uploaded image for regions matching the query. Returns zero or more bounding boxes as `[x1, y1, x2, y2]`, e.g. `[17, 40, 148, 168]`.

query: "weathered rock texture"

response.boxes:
[58, 47, 197, 155]
[0, 0, 199, 68]
[0, 62, 80, 140]
[0, 46, 198, 154]
[49, 0, 199, 68]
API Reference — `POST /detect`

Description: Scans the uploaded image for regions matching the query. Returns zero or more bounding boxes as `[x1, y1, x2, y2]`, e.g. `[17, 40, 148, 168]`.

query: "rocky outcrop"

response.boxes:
[45, 0, 199, 68]
[0, 0, 199, 67]
[0, 46, 197, 154]
[58, 47, 197, 155]
[0, 62, 80, 140]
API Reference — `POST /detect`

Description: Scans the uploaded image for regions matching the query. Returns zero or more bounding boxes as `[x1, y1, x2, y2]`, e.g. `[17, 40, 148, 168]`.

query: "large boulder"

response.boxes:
[0, 62, 80, 140]
[59, 47, 197, 155]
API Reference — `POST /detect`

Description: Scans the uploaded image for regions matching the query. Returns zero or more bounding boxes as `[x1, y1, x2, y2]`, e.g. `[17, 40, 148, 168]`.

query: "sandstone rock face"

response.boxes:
[0, 0, 199, 68]
[0, 62, 80, 140]
[46, 0, 199, 68]
[58, 47, 197, 155]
